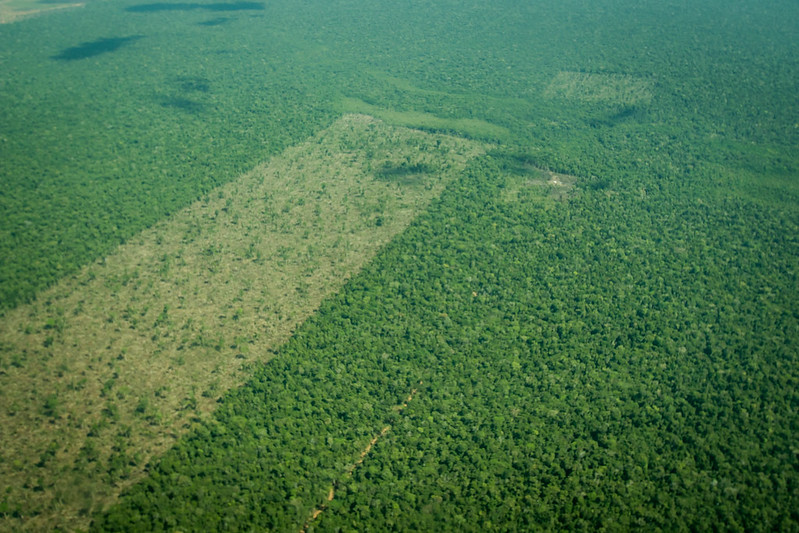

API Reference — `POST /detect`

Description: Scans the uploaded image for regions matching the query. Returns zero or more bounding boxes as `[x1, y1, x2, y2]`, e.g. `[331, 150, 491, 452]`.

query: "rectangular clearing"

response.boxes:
[0, 114, 485, 531]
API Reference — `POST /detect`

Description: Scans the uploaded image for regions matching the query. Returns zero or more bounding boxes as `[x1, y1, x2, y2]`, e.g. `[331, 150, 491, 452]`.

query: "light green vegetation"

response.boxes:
[544, 71, 654, 106]
[338, 97, 512, 142]
[0, 4, 339, 311]
[1, 0, 798, 530]
[498, 163, 579, 204]
[97, 152, 799, 531]
[0, 0, 83, 24]
[0, 115, 483, 531]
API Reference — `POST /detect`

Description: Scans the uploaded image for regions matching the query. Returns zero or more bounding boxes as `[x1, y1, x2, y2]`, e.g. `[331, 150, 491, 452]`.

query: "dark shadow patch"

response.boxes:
[204, 2, 263, 11]
[588, 105, 649, 128]
[52, 36, 142, 61]
[197, 16, 230, 25]
[127, 2, 194, 11]
[175, 76, 211, 93]
[494, 152, 539, 176]
[126, 2, 263, 13]
[160, 96, 205, 113]
[609, 105, 646, 123]
[493, 151, 580, 201]
[584, 175, 612, 191]
[376, 162, 433, 186]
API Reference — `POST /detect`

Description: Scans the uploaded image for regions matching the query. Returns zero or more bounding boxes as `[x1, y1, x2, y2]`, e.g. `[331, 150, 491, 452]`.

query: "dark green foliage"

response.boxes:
[96, 147, 798, 529]
[41, 394, 60, 418]
[0, 1, 337, 310]
[125, 2, 265, 13]
[376, 162, 433, 186]
[52, 36, 143, 61]
[3, 0, 798, 530]
[3, 0, 798, 311]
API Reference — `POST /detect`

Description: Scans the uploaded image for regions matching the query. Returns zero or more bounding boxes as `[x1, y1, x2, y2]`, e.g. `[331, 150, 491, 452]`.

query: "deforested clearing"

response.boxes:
[0, 114, 484, 532]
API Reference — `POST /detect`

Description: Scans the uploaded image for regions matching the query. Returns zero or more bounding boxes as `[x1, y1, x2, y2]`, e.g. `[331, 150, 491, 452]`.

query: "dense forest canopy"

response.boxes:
[0, 0, 797, 530]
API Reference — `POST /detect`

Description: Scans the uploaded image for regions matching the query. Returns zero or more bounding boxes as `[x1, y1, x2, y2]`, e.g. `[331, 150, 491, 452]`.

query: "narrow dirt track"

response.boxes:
[300, 384, 421, 532]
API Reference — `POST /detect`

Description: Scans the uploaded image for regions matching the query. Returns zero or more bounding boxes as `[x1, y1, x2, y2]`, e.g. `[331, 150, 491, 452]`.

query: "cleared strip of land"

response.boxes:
[0, 0, 83, 23]
[338, 97, 511, 142]
[0, 114, 485, 531]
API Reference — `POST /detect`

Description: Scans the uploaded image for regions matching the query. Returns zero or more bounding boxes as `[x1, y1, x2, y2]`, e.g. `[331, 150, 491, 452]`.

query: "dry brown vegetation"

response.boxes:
[0, 114, 484, 531]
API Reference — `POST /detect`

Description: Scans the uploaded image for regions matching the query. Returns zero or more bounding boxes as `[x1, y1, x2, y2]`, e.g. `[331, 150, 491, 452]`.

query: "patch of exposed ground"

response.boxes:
[0, 114, 485, 531]
[501, 165, 579, 203]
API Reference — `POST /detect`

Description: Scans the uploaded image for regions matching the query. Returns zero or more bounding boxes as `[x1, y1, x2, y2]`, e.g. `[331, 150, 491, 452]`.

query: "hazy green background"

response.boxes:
[2, 0, 797, 311]
[1, 0, 798, 529]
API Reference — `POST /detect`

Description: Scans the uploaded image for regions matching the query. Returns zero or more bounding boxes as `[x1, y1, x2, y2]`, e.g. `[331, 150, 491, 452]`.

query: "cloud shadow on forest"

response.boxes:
[160, 96, 206, 114]
[126, 2, 264, 13]
[52, 36, 142, 61]
[375, 162, 433, 186]
[175, 76, 211, 93]
[197, 17, 231, 26]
